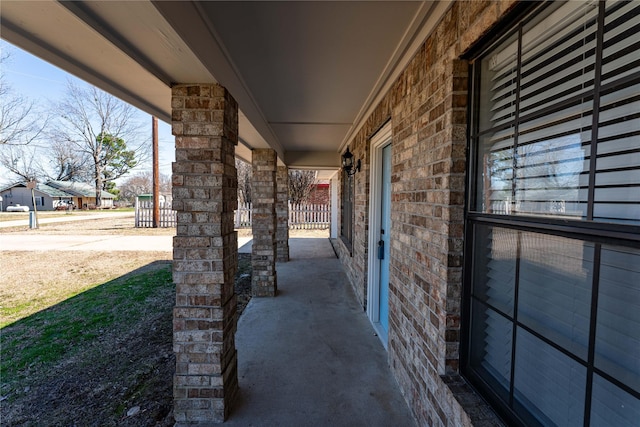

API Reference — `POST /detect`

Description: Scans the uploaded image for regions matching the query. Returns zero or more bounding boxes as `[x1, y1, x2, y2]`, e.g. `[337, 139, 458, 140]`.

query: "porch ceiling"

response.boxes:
[0, 1, 449, 171]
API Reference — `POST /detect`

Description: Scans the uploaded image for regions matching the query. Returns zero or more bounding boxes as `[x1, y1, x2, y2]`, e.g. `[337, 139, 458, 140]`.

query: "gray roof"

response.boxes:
[0, 181, 115, 199]
[36, 183, 72, 198]
[46, 181, 115, 199]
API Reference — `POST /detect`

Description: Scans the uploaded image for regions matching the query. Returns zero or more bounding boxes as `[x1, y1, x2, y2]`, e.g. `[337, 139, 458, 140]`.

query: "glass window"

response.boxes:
[341, 170, 354, 249]
[473, 0, 640, 225]
[595, 245, 640, 392]
[464, 2, 640, 426]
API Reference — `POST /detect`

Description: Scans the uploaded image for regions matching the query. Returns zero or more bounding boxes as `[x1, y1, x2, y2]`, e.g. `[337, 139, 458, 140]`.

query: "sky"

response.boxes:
[0, 40, 175, 185]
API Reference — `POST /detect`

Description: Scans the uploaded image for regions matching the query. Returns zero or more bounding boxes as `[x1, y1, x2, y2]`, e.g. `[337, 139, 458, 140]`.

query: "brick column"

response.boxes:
[251, 149, 277, 296]
[171, 84, 238, 424]
[276, 165, 290, 262]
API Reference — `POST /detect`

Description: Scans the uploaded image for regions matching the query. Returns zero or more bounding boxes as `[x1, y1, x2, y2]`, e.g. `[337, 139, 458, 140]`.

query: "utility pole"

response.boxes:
[152, 116, 160, 228]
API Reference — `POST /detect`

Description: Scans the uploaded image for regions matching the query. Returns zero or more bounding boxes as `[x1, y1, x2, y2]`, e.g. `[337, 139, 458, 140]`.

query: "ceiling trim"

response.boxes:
[284, 151, 341, 170]
[58, 2, 174, 87]
[151, 0, 285, 161]
[339, 0, 452, 152]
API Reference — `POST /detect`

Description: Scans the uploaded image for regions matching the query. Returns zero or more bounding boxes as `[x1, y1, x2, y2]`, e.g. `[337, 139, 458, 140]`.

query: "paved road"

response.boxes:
[0, 211, 253, 251]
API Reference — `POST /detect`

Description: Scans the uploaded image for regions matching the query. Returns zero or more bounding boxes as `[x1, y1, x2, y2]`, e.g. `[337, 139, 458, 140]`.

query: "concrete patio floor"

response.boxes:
[223, 237, 416, 427]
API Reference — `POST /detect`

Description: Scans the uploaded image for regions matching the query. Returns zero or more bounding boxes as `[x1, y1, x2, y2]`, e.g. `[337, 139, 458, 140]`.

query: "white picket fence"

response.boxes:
[235, 202, 330, 229]
[135, 199, 177, 228]
[134, 199, 330, 229]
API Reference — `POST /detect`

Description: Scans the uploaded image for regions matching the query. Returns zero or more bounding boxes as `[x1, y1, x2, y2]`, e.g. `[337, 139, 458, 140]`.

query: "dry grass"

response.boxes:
[0, 215, 173, 326]
[0, 251, 171, 327]
[0, 216, 327, 327]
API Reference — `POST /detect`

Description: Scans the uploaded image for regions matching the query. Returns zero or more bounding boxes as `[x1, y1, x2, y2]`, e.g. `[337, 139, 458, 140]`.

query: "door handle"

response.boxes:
[378, 239, 384, 260]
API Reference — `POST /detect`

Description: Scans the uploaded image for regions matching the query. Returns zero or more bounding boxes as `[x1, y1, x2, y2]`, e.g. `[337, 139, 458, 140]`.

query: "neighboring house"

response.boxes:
[46, 181, 115, 209]
[0, 181, 115, 211]
[3, 2, 638, 426]
[306, 181, 330, 205]
[0, 182, 73, 211]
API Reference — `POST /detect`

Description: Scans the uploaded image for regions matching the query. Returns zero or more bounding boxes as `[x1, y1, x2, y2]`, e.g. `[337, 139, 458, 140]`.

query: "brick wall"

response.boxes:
[171, 83, 239, 424]
[276, 166, 290, 262]
[251, 149, 278, 296]
[335, 1, 518, 425]
[307, 183, 330, 205]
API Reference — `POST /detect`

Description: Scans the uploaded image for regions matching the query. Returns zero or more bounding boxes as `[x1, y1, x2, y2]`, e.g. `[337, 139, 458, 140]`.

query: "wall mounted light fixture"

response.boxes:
[342, 147, 361, 176]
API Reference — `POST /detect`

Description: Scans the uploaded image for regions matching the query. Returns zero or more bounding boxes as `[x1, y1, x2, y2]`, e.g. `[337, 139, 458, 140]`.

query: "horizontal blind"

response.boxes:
[515, 1, 596, 219]
[593, 0, 640, 224]
[470, 225, 516, 398]
[517, 232, 593, 359]
[514, 328, 586, 427]
[477, 1, 599, 219]
[594, 245, 640, 393]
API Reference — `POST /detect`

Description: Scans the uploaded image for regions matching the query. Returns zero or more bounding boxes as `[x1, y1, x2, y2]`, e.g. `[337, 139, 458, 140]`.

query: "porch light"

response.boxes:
[342, 147, 361, 176]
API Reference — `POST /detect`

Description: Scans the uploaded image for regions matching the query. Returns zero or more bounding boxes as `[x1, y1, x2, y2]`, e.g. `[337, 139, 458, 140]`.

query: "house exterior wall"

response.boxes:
[1, 188, 56, 211]
[1, 187, 38, 211]
[307, 183, 330, 205]
[335, 1, 518, 425]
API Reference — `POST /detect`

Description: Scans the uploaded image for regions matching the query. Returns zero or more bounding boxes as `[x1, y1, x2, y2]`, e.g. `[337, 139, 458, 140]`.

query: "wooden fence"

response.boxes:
[235, 202, 252, 228]
[235, 202, 330, 229]
[135, 199, 177, 228]
[134, 200, 330, 229]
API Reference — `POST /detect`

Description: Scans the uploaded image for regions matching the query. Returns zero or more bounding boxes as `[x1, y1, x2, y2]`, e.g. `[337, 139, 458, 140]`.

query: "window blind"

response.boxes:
[467, 1, 640, 425]
[593, 1, 640, 223]
[476, 0, 640, 225]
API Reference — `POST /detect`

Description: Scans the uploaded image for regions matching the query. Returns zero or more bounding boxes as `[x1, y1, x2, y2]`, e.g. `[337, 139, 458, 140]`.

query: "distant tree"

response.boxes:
[51, 82, 146, 207]
[47, 139, 92, 182]
[118, 171, 171, 203]
[95, 132, 138, 193]
[288, 170, 317, 204]
[0, 144, 42, 182]
[236, 158, 252, 204]
[0, 50, 49, 146]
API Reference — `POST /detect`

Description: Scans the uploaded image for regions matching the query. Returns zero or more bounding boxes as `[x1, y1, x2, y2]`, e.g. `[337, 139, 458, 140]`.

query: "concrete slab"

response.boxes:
[238, 237, 253, 253]
[223, 238, 416, 427]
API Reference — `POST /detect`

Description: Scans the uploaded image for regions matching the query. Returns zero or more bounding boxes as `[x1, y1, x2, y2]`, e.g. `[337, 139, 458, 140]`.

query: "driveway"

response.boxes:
[0, 211, 253, 251]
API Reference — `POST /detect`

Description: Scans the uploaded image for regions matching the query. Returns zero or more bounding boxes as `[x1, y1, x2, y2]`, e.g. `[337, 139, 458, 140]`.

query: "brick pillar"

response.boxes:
[171, 84, 238, 424]
[276, 165, 290, 262]
[251, 149, 277, 296]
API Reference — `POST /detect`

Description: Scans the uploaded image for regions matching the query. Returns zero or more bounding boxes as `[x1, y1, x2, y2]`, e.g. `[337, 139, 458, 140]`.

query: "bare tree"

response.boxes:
[118, 171, 171, 203]
[51, 81, 147, 206]
[0, 143, 42, 182]
[47, 139, 92, 182]
[288, 169, 317, 204]
[236, 158, 252, 204]
[0, 50, 49, 146]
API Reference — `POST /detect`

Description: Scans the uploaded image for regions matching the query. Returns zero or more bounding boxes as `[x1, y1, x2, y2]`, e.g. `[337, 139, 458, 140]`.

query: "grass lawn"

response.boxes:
[1, 261, 176, 425]
[1, 263, 172, 384]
